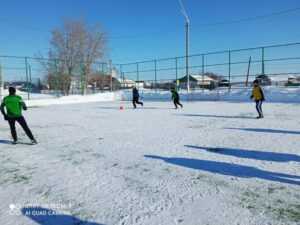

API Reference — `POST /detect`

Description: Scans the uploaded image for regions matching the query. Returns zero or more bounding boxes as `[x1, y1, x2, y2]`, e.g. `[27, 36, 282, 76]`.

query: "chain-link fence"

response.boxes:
[0, 42, 300, 101]
[117, 42, 300, 92]
[0, 56, 111, 100]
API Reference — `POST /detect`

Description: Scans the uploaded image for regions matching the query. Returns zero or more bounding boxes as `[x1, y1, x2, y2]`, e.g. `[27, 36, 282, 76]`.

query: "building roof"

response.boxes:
[179, 74, 218, 82]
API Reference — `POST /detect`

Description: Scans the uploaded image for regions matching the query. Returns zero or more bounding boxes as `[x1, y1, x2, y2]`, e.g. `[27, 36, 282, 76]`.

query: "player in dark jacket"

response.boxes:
[1, 87, 37, 144]
[171, 88, 183, 109]
[250, 80, 265, 119]
[132, 87, 143, 109]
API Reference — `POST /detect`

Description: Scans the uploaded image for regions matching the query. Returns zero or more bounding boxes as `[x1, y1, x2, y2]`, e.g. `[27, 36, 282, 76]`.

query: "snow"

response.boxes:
[121, 87, 300, 103]
[1, 86, 299, 108]
[0, 89, 116, 107]
[26, 92, 116, 107]
[0, 100, 299, 225]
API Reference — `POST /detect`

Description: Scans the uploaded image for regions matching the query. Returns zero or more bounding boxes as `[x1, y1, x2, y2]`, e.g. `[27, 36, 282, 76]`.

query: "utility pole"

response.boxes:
[185, 21, 190, 92]
[261, 47, 265, 75]
[178, 0, 190, 92]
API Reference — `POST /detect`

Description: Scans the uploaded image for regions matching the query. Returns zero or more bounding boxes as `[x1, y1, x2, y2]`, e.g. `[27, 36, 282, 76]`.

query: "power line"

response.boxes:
[196, 7, 300, 27]
[0, 6, 299, 40]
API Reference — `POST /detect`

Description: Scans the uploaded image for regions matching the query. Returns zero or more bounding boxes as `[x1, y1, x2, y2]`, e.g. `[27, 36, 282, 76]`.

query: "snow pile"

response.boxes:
[26, 92, 116, 107]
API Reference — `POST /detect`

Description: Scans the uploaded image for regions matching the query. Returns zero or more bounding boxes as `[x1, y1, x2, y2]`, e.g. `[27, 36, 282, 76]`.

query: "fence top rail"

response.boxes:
[0, 55, 107, 66]
[118, 41, 300, 66]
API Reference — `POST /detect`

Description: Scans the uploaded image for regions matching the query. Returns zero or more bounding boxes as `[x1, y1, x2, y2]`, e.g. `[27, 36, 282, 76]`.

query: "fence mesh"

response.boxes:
[0, 42, 300, 100]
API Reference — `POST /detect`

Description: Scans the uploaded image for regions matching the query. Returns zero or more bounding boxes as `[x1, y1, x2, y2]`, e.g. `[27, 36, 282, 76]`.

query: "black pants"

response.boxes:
[255, 100, 263, 117]
[174, 99, 183, 109]
[133, 97, 143, 108]
[8, 116, 34, 141]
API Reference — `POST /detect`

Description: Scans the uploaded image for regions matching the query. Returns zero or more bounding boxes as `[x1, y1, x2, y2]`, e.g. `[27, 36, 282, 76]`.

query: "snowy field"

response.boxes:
[0, 101, 299, 225]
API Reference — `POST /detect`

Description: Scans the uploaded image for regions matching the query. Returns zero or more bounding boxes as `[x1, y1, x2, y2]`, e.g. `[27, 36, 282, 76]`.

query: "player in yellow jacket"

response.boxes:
[250, 80, 265, 119]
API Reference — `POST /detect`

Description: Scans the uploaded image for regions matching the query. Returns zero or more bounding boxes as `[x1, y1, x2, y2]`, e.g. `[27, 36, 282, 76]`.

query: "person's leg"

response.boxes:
[177, 100, 183, 108]
[258, 101, 263, 117]
[136, 98, 143, 106]
[16, 116, 35, 140]
[133, 99, 137, 108]
[255, 101, 261, 117]
[8, 119, 17, 141]
[173, 100, 178, 109]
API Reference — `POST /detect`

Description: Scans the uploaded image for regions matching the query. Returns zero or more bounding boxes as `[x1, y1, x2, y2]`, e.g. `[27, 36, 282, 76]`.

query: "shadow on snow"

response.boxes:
[181, 114, 255, 119]
[0, 139, 12, 145]
[226, 127, 300, 135]
[185, 145, 300, 163]
[22, 207, 104, 225]
[144, 155, 300, 186]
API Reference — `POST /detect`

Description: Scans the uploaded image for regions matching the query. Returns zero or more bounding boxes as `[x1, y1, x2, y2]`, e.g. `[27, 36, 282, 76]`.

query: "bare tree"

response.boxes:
[40, 19, 106, 95]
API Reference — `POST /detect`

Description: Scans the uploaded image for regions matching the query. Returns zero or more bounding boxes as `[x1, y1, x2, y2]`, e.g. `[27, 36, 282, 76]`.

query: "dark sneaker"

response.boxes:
[12, 140, 17, 145]
[31, 139, 38, 145]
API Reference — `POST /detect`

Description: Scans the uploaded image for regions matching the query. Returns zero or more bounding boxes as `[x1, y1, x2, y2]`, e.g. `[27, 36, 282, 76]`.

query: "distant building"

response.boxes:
[286, 76, 300, 87]
[118, 78, 136, 88]
[178, 74, 219, 89]
[256, 74, 272, 86]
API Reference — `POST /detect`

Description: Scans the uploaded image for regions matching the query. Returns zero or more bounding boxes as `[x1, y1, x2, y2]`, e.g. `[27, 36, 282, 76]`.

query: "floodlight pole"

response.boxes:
[185, 20, 190, 92]
[179, 0, 190, 92]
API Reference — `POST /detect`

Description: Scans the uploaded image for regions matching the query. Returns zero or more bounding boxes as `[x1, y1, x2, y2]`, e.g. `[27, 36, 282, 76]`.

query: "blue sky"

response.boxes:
[0, 0, 300, 64]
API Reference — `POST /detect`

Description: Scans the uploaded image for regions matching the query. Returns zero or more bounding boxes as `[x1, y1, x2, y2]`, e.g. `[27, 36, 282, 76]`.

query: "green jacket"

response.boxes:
[1, 95, 27, 118]
[171, 91, 179, 100]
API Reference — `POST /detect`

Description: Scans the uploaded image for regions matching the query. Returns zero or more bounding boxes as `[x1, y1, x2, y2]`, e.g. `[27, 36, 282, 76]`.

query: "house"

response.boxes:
[286, 76, 300, 87]
[118, 78, 136, 89]
[178, 74, 219, 89]
[256, 74, 272, 86]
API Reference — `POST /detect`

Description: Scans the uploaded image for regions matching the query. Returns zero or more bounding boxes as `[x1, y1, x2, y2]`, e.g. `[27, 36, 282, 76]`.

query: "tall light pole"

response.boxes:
[178, 0, 190, 92]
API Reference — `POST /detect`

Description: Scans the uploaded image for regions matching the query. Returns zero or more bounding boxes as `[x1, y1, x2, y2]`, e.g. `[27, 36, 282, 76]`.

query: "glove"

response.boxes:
[3, 115, 8, 121]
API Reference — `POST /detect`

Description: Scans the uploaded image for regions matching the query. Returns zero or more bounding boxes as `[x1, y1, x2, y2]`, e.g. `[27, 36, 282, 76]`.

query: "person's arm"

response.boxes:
[250, 89, 254, 99]
[21, 101, 28, 111]
[19, 97, 27, 110]
[259, 87, 265, 101]
[0, 102, 8, 120]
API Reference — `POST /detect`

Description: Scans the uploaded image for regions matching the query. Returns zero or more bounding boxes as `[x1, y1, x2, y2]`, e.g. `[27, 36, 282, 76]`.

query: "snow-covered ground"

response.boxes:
[0, 100, 299, 225]
[1, 86, 300, 107]
[121, 87, 300, 103]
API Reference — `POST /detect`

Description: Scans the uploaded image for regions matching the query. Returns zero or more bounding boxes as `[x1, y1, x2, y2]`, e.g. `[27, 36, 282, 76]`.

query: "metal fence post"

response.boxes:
[228, 50, 231, 91]
[202, 54, 205, 92]
[28, 64, 32, 100]
[54, 59, 60, 97]
[25, 57, 30, 100]
[154, 59, 157, 92]
[136, 63, 139, 88]
[246, 56, 252, 87]
[261, 47, 265, 75]
[119, 64, 123, 89]
[109, 60, 113, 92]
[175, 57, 178, 90]
[102, 63, 105, 74]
